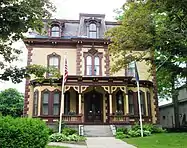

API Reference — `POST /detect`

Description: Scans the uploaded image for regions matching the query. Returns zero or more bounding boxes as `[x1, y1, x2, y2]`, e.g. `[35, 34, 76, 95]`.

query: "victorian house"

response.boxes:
[23, 13, 159, 126]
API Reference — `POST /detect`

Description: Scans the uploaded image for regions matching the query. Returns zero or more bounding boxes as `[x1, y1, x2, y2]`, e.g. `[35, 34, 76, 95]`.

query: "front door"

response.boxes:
[84, 90, 103, 123]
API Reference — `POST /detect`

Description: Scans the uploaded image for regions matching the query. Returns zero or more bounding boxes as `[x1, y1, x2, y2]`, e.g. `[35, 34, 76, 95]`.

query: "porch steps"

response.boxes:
[84, 125, 113, 137]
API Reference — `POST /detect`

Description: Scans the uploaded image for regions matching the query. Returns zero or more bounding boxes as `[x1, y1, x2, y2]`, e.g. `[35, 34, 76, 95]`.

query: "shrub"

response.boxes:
[128, 129, 141, 137]
[132, 123, 166, 134]
[143, 124, 154, 133]
[115, 132, 130, 139]
[49, 133, 67, 142]
[62, 128, 78, 136]
[0, 116, 50, 148]
[117, 127, 128, 134]
[49, 133, 86, 142]
[152, 126, 166, 133]
[143, 130, 151, 136]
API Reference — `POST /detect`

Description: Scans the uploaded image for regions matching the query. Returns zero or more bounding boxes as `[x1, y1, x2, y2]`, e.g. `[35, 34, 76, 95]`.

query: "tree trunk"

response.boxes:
[171, 75, 180, 128]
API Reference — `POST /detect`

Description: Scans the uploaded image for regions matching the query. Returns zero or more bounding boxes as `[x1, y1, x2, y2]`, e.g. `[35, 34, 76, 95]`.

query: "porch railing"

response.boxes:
[109, 115, 130, 124]
[62, 114, 82, 123]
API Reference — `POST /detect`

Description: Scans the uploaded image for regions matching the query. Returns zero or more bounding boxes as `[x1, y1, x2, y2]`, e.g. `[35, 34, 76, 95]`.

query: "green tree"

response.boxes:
[106, 0, 187, 127]
[0, 88, 24, 117]
[0, 0, 56, 83]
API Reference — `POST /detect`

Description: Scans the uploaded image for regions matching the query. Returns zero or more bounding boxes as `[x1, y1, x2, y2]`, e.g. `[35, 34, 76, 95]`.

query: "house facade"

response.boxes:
[23, 13, 159, 125]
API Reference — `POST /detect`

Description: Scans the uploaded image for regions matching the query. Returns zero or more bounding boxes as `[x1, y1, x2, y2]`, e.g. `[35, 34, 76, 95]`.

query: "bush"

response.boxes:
[115, 132, 130, 139]
[62, 128, 78, 136]
[116, 127, 128, 134]
[152, 126, 166, 133]
[128, 129, 141, 137]
[0, 116, 50, 148]
[49, 133, 86, 142]
[143, 130, 151, 136]
[132, 123, 166, 134]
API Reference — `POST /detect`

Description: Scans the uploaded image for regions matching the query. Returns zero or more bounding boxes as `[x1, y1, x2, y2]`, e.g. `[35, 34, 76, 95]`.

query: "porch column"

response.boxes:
[78, 93, 82, 114]
[109, 94, 112, 114]
[125, 94, 129, 115]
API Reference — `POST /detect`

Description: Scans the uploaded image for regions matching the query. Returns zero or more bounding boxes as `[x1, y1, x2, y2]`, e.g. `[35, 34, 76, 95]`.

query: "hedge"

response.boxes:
[0, 116, 50, 148]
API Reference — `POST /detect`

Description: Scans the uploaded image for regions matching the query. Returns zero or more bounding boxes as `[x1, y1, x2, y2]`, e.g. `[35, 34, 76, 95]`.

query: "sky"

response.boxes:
[0, 0, 125, 93]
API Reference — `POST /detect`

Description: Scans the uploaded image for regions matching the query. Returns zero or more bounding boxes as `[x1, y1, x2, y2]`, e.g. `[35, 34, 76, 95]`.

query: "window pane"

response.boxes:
[34, 105, 38, 115]
[94, 65, 99, 75]
[128, 62, 135, 68]
[89, 23, 96, 31]
[51, 31, 60, 37]
[42, 105, 48, 115]
[49, 57, 59, 67]
[53, 104, 59, 115]
[129, 105, 134, 115]
[87, 66, 92, 75]
[86, 56, 92, 65]
[89, 32, 97, 38]
[54, 93, 60, 104]
[94, 57, 99, 65]
[43, 93, 49, 103]
[52, 26, 60, 31]
[140, 93, 144, 104]
[53, 57, 58, 65]
[34, 92, 38, 104]
[127, 68, 135, 77]
[128, 94, 133, 104]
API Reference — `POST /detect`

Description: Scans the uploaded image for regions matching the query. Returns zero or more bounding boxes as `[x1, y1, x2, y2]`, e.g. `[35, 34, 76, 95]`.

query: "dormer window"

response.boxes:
[89, 23, 97, 38]
[51, 25, 60, 37]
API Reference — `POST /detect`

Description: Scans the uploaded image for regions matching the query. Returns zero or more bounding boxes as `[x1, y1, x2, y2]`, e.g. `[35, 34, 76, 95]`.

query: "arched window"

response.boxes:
[51, 25, 60, 37]
[89, 23, 97, 38]
[86, 56, 92, 75]
[116, 91, 124, 113]
[42, 90, 50, 115]
[53, 91, 61, 115]
[49, 56, 59, 69]
[47, 53, 60, 77]
[94, 56, 100, 76]
[33, 90, 39, 116]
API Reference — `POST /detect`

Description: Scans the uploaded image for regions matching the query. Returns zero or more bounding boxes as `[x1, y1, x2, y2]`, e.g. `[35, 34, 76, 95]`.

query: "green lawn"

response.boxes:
[46, 146, 69, 148]
[124, 133, 187, 148]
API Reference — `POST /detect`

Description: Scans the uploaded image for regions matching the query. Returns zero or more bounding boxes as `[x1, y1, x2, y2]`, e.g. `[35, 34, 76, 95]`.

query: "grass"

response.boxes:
[46, 146, 69, 148]
[124, 133, 187, 148]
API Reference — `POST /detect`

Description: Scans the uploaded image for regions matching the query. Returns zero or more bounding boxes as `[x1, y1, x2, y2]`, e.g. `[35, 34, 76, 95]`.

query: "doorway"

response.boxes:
[84, 90, 103, 123]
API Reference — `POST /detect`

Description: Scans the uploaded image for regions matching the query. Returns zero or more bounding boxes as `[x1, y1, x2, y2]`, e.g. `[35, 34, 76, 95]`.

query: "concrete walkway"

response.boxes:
[86, 137, 136, 148]
[48, 142, 87, 148]
[48, 137, 136, 148]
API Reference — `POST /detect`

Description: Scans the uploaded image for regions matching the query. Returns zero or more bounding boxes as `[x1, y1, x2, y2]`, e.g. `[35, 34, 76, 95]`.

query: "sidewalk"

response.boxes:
[86, 137, 136, 148]
[48, 142, 87, 148]
[48, 137, 136, 148]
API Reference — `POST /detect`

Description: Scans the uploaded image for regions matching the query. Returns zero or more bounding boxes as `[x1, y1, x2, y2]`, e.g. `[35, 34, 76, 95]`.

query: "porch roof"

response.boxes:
[30, 75, 153, 87]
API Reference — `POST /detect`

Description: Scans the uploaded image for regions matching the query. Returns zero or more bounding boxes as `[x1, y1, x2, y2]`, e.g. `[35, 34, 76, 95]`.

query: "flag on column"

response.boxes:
[134, 61, 139, 83]
[63, 56, 68, 84]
